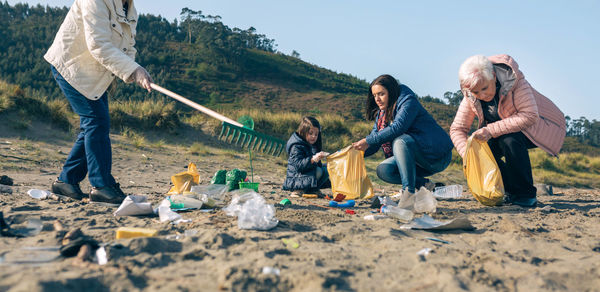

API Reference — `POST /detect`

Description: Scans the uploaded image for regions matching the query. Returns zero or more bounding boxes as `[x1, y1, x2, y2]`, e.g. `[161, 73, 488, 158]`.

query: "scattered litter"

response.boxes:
[113, 195, 154, 216]
[28, 189, 50, 200]
[414, 187, 437, 213]
[0, 246, 61, 266]
[165, 229, 198, 240]
[302, 194, 318, 198]
[224, 191, 278, 230]
[433, 185, 463, 199]
[115, 227, 158, 239]
[333, 193, 346, 202]
[370, 196, 382, 209]
[1, 212, 43, 237]
[262, 266, 281, 276]
[538, 205, 553, 212]
[363, 214, 387, 220]
[60, 228, 99, 258]
[210, 170, 227, 184]
[417, 248, 433, 261]
[381, 205, 413, 222]
[168, 162, 200, 195]
[328, 200, 355, 208]
[169, 195, 204, 210]
[225, 169, 247, 191]
[191, 184, 228, 203]
[279, 198, 291, 206]
[400, 214, 474, 231]
[239, 181, 259, 192]
[0, 184, 12, 194]
[425, 237, 451, 244]
[157, 199, 191, 224]
[345, 209, 355, 215]
[95, 246, 107, 265]
[281, 238, 299, 249]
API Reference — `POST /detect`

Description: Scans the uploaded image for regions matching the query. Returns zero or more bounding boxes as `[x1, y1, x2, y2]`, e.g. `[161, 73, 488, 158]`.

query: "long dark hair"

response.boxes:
[296, 116, 322, 151]
[365, 74, 400, 124]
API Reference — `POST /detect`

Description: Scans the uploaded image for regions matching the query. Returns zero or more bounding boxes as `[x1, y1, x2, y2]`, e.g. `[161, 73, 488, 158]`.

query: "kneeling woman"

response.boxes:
[352, 74, 453, 194]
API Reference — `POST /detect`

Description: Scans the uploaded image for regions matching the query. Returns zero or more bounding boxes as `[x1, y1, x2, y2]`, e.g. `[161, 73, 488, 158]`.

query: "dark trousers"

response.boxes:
[488, 132, 537, 199]
[51, 66, 115, 188]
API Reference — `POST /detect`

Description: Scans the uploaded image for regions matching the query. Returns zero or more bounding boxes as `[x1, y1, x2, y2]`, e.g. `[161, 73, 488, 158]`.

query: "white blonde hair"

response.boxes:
[458, 55, 494, 90]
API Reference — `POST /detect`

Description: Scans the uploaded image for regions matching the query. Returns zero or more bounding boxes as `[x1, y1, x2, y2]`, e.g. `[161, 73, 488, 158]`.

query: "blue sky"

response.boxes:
[8, 0, 600, 120]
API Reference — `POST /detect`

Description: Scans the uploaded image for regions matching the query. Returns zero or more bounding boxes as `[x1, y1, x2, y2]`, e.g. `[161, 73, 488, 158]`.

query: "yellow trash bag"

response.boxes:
[326, 146, 374, 200]
[168, 162, 200, 195]
[464, 136, 504, 206]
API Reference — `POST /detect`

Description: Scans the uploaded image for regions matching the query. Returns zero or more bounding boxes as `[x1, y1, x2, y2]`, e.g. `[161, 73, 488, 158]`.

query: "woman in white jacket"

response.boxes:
[45, 0, 152, 203]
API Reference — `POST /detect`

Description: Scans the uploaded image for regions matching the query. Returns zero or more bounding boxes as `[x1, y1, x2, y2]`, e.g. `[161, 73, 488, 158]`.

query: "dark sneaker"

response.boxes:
[511, 197, 537, 208]
[51, 179, 86, 200]
[89, 183, 126, 204]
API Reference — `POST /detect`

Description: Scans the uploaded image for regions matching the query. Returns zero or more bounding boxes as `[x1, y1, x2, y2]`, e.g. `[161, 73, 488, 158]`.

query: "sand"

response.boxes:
[1, 125, 600, 291]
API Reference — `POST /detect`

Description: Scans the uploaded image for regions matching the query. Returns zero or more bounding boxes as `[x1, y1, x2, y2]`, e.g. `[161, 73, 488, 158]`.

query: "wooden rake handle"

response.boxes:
[150, 83, 244, 127]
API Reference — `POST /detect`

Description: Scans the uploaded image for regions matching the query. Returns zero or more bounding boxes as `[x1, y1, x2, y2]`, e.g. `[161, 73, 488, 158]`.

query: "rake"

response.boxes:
[150, 83, 286, 157]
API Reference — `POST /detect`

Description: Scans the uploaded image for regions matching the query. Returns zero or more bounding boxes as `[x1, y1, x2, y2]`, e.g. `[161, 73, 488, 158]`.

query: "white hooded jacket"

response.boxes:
[44, 0, 139, 100]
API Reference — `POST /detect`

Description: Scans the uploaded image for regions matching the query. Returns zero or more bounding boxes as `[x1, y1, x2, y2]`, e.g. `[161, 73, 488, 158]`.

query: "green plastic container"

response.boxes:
[239, 182, 259, 192]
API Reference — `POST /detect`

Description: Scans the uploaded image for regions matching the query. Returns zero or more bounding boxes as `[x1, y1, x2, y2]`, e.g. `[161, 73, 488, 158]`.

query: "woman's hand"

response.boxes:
[352, 138, 368, 151]
[130, 66, 153, 92]
[473, 127, 492, 142]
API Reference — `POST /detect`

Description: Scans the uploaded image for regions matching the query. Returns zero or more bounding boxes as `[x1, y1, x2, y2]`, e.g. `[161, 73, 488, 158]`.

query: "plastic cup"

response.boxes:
[28, 189, 50, 200]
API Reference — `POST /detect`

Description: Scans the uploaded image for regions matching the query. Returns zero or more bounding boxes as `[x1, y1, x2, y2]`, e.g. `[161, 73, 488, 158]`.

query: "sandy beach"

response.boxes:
[1, 124, 600, 291]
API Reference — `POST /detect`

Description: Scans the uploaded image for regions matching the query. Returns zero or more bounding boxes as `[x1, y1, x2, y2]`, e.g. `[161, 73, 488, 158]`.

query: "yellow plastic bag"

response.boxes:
[326, 146, 374, 200]
[464, 136, 504, 206]
[168, 162, 200, 195]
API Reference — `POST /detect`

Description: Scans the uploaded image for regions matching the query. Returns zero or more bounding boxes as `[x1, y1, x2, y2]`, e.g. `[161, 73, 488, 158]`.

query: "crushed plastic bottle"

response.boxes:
[414, 187, 437, 213]
[381, 205, 414, 222]
[432, 185, 463, 199]
[224, 191, 278, 230]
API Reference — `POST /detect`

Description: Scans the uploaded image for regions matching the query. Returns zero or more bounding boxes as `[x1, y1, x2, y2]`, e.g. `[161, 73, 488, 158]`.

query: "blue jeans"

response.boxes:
[51, 66, 115, 188]
[376, 134, 451, 193]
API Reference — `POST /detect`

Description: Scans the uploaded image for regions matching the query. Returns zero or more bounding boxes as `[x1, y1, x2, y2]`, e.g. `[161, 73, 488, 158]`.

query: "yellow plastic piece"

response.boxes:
[168, 162, 200, 194]
[464, 136, 505, 206]
[115, 227, 158, 239]
[326, 146, 374, 200]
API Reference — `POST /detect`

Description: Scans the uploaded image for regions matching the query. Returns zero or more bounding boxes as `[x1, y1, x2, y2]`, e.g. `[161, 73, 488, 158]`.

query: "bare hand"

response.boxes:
[352, 138, 368, 151]
[473, 127, 492, 142]
[131, 66, 153, 92]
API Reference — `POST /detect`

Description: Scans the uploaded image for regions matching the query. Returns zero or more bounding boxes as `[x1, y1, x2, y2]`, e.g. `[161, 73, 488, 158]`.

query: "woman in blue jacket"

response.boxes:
[352, 74, 453, 194]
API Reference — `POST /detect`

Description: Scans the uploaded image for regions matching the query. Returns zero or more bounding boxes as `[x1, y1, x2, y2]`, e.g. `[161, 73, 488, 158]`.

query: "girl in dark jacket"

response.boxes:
[352, 74, 453, 194]
[283, 117, 330, 197]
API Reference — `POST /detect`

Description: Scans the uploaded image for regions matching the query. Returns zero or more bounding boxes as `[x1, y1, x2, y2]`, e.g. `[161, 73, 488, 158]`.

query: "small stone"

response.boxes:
[0, 175, 13, 186]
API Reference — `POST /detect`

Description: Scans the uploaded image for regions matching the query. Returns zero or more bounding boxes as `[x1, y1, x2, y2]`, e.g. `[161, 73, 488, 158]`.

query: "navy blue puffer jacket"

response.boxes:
[282, 132, 321, 191]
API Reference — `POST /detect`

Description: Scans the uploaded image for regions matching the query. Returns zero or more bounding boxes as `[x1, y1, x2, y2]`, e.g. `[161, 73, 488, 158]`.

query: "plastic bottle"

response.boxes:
[381, 205, 414, 222]
[433, 184, 463, 199]
[169, 195, 204, 209]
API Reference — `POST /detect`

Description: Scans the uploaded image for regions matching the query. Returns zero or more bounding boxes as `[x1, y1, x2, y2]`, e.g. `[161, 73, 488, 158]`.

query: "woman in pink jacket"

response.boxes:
[450, 55, 566, 207]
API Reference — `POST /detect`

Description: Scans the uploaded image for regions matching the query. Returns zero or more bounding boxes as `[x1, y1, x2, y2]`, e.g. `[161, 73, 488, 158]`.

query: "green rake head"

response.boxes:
[219, 121, 286, 157]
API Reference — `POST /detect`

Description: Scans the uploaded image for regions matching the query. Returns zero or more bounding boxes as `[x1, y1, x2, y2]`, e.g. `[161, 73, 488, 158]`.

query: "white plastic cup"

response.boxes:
[28, 189, 50, 200]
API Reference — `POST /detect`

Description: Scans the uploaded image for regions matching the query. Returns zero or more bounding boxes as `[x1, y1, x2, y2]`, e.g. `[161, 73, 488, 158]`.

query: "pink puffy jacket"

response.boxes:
[450, 55, 566, 157]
